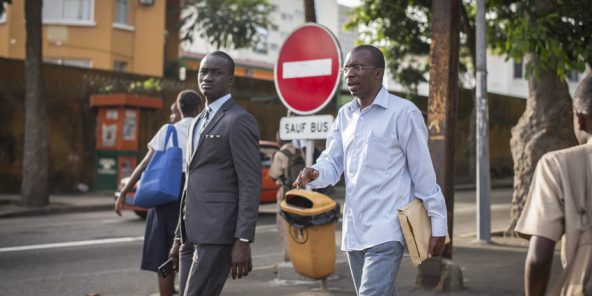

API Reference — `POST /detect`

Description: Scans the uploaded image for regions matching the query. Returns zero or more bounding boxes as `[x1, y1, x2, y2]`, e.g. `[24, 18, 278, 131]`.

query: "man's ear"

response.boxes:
[575, 112, 586, 131]
[375, 68, 384, 81]
[228, 76, 235, 87]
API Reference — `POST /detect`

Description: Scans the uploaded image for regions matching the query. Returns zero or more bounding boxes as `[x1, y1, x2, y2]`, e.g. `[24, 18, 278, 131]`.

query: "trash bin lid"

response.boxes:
[280, 189, 336, 216]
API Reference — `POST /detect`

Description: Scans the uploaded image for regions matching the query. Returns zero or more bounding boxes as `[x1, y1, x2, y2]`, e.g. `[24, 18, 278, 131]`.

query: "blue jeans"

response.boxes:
[347, 241, 405, 296]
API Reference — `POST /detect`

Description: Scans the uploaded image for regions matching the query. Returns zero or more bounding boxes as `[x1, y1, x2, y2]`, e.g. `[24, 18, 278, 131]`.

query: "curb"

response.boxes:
[0, 204, 113, 219]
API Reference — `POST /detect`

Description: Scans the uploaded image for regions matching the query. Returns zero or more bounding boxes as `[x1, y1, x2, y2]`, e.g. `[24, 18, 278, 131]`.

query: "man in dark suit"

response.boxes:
[169, 51, 261, 296]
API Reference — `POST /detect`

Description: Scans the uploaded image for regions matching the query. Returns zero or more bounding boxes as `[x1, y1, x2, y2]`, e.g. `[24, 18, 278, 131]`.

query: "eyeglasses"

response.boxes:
[341, 65, 378, 74]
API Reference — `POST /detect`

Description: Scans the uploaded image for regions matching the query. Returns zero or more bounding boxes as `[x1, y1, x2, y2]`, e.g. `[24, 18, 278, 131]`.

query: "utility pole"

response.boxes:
[418, 0, 463, 290]
[476, 0, 491, 242]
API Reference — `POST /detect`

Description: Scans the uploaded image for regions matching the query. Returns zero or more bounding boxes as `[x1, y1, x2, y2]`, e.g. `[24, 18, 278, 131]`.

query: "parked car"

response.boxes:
[259, 140, 280, 204]
[115, 140, 280, 218]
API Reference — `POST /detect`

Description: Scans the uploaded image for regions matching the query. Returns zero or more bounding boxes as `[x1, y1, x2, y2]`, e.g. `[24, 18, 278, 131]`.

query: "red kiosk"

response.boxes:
[90, 93, 162, 191]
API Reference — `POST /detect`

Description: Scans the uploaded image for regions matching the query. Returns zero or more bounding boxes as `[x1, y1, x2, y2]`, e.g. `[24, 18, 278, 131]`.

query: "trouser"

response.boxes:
[346, 241, 405, 296]
[180, 243, 233, 296]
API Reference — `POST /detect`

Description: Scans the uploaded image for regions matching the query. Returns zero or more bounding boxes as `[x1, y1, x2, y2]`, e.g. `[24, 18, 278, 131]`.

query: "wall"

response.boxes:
[0, 58, 193, 193]
[0, 0, 164, 76]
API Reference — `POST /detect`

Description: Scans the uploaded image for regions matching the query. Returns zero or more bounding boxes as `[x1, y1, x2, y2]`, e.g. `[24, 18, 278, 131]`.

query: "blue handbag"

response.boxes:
[134, 124, 183, 208]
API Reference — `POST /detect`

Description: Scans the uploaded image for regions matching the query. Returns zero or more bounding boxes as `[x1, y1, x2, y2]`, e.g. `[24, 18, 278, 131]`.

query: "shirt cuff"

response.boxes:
[239, 238, 250, 243]
[308, 166, 323, 188]
[430, 215, 448, 237]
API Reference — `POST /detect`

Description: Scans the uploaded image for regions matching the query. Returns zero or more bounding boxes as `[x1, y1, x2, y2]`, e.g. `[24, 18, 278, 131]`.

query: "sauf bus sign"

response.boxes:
[279, 115, 334, 140]
[274, 23, 341, 140]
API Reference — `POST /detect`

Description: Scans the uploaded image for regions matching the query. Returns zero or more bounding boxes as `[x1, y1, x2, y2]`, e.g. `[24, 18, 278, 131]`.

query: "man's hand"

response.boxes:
[427, 236, 446, 258]
[230, 239, 252, 279]
[292, 168, 319, 188]
[169, 239, 181, 271]
[114, 191, 127, 217]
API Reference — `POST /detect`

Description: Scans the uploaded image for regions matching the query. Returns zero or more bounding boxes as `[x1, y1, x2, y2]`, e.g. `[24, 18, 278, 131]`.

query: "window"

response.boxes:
[115, 0, 128, 25]
[281, 13, 292, 21]
[513, 61, 523, 79]
[270, 43, 278, 51]
[567, 70, 580, 82]
[114, 60, 128, 72]
[43, 0, 94, 25]
[0, 4, 7, 23]
[270, 24, 278, 31]
[253, 42, 268, 54]
[45, 58, 92, 68]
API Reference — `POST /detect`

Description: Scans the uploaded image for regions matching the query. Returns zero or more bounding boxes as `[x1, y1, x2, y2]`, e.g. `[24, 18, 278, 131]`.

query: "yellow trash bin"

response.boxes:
[279, 189, 339, 279]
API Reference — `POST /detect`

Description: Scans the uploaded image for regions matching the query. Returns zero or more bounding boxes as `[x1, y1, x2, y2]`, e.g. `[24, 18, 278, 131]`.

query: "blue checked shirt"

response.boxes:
[309, 87, 448, 251]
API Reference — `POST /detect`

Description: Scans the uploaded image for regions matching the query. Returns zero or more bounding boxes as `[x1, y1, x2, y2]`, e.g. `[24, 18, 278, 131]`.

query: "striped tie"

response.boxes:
[198, 107, 211, 138]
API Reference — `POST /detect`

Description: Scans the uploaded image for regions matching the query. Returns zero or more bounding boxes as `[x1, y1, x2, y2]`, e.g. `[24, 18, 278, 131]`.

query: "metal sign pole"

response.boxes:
[476, 0, 491, 242]
[305, 139, 314, 190]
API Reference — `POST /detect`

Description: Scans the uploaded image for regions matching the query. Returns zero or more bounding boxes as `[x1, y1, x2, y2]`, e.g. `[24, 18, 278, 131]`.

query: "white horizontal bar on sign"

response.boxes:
[282, 58, 332, 79]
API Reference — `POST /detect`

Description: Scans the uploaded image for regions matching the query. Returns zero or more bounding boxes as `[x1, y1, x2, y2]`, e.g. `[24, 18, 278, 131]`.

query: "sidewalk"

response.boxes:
[221, 234, 562, 296]
[0, 179, 514, 219]
[0, 192, 114, 218]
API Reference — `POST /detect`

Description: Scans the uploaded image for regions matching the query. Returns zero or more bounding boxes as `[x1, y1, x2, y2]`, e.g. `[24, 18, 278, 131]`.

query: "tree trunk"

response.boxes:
[303, 0, 316, 23]
[22, 0, 49, 207]
[506, 53, 577, 234]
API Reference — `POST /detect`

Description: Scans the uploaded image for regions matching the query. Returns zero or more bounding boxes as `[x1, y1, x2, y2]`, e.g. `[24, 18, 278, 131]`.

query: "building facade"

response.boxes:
[179, 0, 355, 84]
[0, 0, 165, 76]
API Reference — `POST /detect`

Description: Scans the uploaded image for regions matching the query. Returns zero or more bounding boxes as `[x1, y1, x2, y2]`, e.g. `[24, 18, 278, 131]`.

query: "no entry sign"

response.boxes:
[274, 24, 342, 115]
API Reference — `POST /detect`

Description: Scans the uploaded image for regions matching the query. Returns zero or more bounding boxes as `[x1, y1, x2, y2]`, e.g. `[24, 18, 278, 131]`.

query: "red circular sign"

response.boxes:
[274, 24, 342, 115]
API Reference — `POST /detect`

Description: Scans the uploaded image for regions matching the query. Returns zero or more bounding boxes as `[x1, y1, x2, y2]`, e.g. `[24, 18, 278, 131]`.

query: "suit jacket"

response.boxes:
[177, 98, 261, 245]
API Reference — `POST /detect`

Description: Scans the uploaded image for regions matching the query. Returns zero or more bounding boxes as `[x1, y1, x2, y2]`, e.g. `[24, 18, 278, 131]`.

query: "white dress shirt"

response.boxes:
[191, 94, 232, 151]
[148, 117, 194, 173]
[309, 87, 448, 251]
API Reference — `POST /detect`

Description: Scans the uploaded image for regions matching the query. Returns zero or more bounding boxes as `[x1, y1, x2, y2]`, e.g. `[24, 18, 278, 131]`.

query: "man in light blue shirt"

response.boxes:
[294, 45, 448, 296]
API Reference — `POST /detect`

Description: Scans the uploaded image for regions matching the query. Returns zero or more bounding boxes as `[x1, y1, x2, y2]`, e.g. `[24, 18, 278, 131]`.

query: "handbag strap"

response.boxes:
[164, 124, 179, 148]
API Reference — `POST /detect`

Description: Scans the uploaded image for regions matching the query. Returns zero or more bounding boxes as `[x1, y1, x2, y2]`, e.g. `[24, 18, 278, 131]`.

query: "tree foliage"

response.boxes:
[346, 0, 433, 95]
[347, 0, 591, 89]
[181, 0, 273, 50]
[487, 0, 592, 79]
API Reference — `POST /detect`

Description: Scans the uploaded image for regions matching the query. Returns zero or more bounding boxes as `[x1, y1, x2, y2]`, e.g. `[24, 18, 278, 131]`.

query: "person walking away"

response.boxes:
[293, 45, 447, 296]
[515, 75, 592, 296]
[115, 90, 201, 296]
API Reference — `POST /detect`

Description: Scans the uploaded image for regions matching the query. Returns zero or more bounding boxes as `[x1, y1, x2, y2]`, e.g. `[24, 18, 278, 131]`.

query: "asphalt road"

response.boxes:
[0, 188, 514, 296]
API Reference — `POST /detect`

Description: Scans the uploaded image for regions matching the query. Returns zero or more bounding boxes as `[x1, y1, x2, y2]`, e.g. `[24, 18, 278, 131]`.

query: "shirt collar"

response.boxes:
[348, 87, 389, 112]
[205, 93, 232, 114]
[179, 117, 194, 123]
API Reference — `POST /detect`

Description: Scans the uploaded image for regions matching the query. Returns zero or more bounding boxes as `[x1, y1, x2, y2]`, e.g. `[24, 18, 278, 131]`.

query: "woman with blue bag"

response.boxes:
[115, 90, 201, 296]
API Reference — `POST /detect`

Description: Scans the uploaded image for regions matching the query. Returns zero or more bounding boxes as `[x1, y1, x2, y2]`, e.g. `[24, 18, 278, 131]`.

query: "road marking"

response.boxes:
[0, 224, 280, 254]
[0, 236, 144, 253]
[283, 58, 332, 79]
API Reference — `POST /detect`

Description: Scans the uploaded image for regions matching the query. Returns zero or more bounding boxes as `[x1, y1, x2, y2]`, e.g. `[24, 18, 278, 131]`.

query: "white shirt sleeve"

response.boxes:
[398, 107, 448, 237]
[147, 124, 169, 151]
[309, 114, 344, 188]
